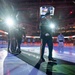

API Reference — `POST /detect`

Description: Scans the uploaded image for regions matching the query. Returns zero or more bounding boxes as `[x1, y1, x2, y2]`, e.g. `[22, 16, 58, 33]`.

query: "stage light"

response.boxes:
[5, 17, 14, 26]
[49, 23, 55, 29]
[70, 11, 73, 14]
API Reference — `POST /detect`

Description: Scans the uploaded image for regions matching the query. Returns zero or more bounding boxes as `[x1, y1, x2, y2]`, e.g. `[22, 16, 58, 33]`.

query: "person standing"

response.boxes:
[57, 33, 65, 53]
[15, 24, 26, 54]
[39, 12, 56, 62]
[7, 27, 17, 53]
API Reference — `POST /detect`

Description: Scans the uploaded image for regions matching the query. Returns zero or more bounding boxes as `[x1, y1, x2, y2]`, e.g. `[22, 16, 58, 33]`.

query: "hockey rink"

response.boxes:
[0, 43, 75, 75]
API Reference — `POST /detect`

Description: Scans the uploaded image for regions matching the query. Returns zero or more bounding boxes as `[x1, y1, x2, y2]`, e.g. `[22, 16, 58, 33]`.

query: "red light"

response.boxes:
[70, 11, 73, 14]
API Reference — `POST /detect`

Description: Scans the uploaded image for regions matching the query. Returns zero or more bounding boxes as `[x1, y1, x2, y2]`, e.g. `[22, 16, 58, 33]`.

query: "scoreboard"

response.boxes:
[40, 6, 55, 16]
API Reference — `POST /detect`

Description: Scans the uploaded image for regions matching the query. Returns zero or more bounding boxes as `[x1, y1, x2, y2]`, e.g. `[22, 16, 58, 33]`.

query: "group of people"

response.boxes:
[7, 24, 26, 55]
[39, 11, 65, 62]
[7, 11, 65, 62]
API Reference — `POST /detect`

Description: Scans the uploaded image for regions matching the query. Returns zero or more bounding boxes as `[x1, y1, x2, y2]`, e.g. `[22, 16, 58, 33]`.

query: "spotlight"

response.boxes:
[5, 17, 14, 26]
[49, 23, 55, 29]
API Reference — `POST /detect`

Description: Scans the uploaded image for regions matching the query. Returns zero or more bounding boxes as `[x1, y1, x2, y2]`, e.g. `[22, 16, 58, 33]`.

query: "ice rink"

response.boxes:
[0, 43, 75, 75]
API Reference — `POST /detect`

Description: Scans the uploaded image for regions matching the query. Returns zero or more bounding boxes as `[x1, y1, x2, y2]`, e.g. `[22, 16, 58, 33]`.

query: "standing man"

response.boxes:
[39, 12, 56, 62]
[7, 27, 17, 53]
[16, 13, 26, 54]
[57, 33, 65, 53]
[15, 24, 26, 54]
[6, 15, 17, 53]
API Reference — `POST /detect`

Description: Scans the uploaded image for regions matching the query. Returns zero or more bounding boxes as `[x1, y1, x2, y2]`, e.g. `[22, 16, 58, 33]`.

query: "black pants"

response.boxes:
[8, 38, 16, 53]
[11, 38, 17, 52]
[16, 38, 22, 51]
[40, 36, 53, 59]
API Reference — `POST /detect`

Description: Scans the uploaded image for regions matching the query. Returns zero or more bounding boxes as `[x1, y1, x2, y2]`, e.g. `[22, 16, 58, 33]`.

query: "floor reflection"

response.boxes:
[0, 45, 75, 75]
[0, 49, 7, 75]
[4, 52, 46, 75]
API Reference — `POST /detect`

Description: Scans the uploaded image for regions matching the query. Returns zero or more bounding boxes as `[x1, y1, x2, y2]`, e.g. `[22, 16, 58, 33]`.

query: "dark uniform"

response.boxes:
[15, 26, 26, 53]
[8, 27, 17, 53]
[39, 13, 56, 62]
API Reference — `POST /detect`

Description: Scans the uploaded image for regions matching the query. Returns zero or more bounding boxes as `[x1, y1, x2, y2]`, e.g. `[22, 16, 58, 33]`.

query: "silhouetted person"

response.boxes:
[39, 12, 56, 62]
[15, 24, 26, 54]
[57, 32, 65, 53]
[7, 27, 17, 53]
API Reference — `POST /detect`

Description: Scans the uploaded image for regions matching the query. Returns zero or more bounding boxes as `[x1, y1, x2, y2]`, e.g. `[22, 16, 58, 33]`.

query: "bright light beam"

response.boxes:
[5, 17, 14, 26]
[49, 23, 55, 29]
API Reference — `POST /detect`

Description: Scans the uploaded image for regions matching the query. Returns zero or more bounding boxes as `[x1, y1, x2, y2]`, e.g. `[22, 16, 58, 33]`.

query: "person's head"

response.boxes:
[45, 12, 52, 19]
[60, 32, 62, 35]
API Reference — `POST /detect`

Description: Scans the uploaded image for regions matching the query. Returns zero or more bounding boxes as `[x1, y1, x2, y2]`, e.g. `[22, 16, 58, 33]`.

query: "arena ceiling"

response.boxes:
[0, 0, 75, 22]
[0, 0, 75, 36]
